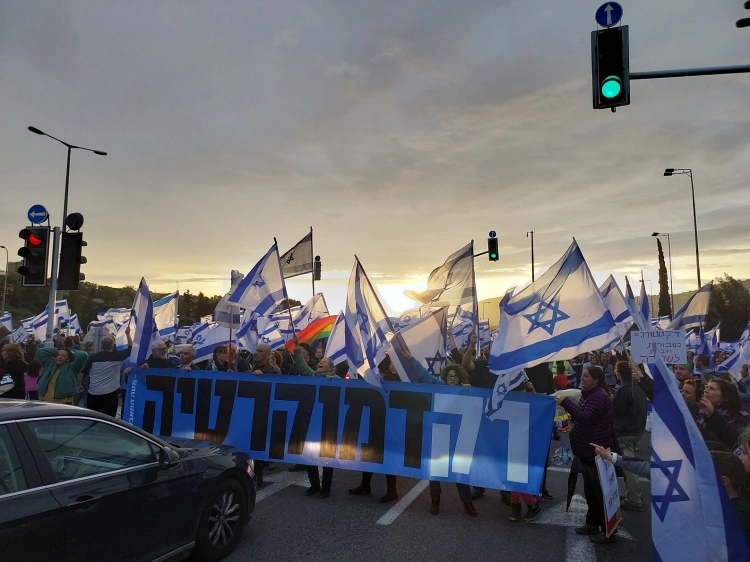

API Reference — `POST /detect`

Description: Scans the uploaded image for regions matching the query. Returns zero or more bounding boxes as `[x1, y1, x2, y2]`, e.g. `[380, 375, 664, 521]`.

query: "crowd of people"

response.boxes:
[2, 327, 750, 545]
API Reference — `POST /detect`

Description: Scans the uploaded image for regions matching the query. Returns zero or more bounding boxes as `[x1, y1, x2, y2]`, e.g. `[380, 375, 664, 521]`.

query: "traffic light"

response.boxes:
[488, 237, 499, 262]
[314, 255, 322, 281]
[58, 232, 87, 290]
[591, 26, 630, 110]
[17, 226, 50, 287]
[58, 213, 86, 290]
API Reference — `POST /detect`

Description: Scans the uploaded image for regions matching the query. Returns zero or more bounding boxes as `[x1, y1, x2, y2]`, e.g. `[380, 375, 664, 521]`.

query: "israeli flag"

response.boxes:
[485, 369, 528, 418]
[325, 312, 349, 365]
[394, 308, 421, 332]
[638, 276, 650, 332]
[489, 240, 617, 374]
[293, 293, 329, 331]
[707, 323, 721, 353]
[397, 307, 448, 376]
[129, 278, 161, 365]
[668, 281, 714, 330]
[11, 326, 28, 343]
[599, 275, 634, 337]
[68, 314, 83, 334]
[651, 316, 671, 329]
[649, 357, 750, 560]
[99, 307, 131, 325]
[193, 323, 237, 362]
[404, 242, 475, 308]
[624, 276, 642, 328]
[55, 300, 70, 322]
[228, 243, 288, 316]
[29, 309, 52, 341]
[478, 319, 491, 348]
[236, 311, 261, 353]
[345, 258, 415, 387]
[0, 313, 11, 333]
[153, 292, 179, 338]
[716, 322, 750, 380]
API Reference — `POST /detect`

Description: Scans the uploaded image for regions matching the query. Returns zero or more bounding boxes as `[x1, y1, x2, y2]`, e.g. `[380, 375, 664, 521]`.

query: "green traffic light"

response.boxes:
[601, 76, 622, 99]
[490, 253, 498, 259]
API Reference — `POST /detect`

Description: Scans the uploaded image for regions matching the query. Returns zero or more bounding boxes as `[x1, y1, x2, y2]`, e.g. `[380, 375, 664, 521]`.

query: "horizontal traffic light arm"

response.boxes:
[630, 64, 750, 80]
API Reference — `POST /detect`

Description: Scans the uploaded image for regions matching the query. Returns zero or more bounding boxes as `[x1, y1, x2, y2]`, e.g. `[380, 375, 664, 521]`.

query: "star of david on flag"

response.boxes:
[227, 242, 288, 317]
[522, 295, 569, 336]
[649, 357, 750, 561]
[488, 240, 617, 375]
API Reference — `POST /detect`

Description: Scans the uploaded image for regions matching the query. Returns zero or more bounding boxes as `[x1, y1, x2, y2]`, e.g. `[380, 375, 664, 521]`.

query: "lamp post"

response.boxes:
[28, 126, 106, 345]
[652, 232, 675, 317]
[526, 230, 535, 282]
[664, 168, 701, 289]
[0, 245, 8, 315]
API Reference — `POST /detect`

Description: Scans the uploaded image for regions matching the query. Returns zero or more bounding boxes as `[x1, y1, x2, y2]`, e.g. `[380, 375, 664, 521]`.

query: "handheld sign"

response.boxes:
[595, 2, 623, 28]
[595, 451, 622, 537]
[631, 330, 687, 365]
[27, 204, 48, 224]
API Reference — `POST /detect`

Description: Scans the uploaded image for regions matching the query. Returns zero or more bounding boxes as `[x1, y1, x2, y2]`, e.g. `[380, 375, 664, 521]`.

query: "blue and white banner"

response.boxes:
[153, 292, 179, 338]
[124, 369, 555, 493]
[129, 278, 161, 365]
[227, 242, 288, 315]
[599, 275, 634, 337]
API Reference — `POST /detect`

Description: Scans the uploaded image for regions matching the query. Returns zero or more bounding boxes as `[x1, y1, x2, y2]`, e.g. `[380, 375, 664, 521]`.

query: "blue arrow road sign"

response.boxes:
[595, 2, 623, 28]
[27, 204, 48, 224]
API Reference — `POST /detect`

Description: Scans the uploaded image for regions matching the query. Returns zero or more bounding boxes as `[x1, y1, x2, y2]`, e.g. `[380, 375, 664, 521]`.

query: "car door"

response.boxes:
[0, 422, 65, 562]
[19, 416, 199, 562]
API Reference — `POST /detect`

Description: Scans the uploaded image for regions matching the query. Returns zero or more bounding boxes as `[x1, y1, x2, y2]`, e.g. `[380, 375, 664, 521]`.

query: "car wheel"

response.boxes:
[193, 479, 247, 562]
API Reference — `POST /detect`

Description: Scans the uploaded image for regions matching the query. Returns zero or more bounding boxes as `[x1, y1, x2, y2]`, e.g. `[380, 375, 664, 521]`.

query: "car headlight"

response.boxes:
[246, 458, 255, 477]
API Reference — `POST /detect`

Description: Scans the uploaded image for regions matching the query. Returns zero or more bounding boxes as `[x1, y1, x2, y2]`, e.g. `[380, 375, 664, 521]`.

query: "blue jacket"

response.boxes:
[36, 347, 89, 400]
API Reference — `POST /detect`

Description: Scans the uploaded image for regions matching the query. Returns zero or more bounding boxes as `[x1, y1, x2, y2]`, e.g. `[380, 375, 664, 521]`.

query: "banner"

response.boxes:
[124, 369, 555, 494]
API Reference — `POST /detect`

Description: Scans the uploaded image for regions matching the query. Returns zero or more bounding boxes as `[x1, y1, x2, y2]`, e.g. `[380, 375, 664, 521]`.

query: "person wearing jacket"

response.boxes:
[424, 363, 481, 518]
[36, 346, 88, 404]
[290, 335, 339, 498]
[696, 379, 750, 450]
[556, 366, 614, 544]
[0, 343, 27, 399]
[592, 444, 650, 479]
[612, 361, 647, 511]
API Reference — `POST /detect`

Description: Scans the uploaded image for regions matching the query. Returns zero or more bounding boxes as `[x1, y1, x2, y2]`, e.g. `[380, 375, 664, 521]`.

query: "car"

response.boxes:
[0, 398, 256, 562]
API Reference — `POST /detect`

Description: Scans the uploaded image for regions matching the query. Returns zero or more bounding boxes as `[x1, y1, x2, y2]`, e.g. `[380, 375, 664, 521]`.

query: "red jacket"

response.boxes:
[561, 385, 612, 462]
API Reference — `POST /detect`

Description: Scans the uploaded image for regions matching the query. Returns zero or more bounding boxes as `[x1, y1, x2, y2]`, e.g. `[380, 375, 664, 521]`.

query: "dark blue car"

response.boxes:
[0, 399, 256, 562]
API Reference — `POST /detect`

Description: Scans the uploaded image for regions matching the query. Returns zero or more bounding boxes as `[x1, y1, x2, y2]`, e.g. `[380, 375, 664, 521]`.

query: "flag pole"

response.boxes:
[275, 237, 297, 337]
[310, 226, 315, 298]
[470, 239, 480, 355]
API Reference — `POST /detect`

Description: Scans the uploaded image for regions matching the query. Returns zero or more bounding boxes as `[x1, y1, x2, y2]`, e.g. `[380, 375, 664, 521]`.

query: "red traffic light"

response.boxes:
[19, 229, 43, 246]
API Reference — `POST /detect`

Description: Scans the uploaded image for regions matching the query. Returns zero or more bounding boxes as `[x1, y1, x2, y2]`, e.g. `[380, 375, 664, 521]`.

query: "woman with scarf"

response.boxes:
[696, 379, 750, 450]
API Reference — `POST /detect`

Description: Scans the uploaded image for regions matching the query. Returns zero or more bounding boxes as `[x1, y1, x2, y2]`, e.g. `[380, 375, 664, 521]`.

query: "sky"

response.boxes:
[1, 1, 749, 317]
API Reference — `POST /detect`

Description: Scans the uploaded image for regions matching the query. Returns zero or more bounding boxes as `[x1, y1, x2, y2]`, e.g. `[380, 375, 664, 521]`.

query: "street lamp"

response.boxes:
[28, 126, 106, 345]
[664, 168, 701, 289]
[526, 230, 535, 282]
[652, 233, 675, 317]
[0, 245, 7, 315]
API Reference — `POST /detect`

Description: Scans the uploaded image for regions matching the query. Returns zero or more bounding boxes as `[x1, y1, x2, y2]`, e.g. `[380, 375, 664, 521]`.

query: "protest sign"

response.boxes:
[596, 451, 622, 537]
[631, 330, 687, 365]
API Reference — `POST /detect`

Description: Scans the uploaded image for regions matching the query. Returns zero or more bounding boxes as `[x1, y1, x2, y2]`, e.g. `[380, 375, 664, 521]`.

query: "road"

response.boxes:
[226, 434, 652, 562]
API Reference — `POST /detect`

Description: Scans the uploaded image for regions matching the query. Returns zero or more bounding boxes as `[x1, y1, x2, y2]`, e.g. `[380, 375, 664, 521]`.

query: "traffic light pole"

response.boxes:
[44, 227, 61, 348]
[630, 64, 750, 80]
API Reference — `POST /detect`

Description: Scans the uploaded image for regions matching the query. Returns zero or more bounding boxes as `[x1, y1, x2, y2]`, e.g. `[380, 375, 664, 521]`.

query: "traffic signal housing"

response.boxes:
[58, 232, 87, 290]
[17, 226, 50, 287]
[591, 26, 630, 110]
[488, 237, 499, 261]
[314, 255, 322, 281]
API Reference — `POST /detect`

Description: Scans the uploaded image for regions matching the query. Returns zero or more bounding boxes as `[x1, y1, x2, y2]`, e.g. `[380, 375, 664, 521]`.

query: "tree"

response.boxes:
[707, 274, 750, 341]
[656, 239, 672, 318]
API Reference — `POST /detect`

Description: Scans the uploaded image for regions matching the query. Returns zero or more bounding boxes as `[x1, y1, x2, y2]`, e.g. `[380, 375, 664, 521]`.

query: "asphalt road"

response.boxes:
[225, 433, 653, 562]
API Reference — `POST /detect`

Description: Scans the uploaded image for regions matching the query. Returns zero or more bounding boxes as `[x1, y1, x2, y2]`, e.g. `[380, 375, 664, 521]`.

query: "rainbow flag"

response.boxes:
[284, 315, 337, 352]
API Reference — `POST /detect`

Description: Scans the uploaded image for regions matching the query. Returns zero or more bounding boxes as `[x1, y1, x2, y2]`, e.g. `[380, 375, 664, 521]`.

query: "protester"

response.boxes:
[672, 363, 693, 389]
[252, 343, 282, 375]
[36, 346, 88, 404]
[507, 375, 541, 523]
[737, 365, 750, 409]
[695, 353, 716, 381]
[140, 341, 176, 369]
[177, 344, 200, 371]
[604, 355, 618, 388]
[229, 344, 253, 373]
[711, 451, 750, 540]
[24, 334, 38, 363]
[592, 444, 650, 479]
[556, 366, 614, 543]
[208, 345, 234, 371]
[696, 380, 750, 450]
[426, 363, 479, 518]
[289, 334, 339, 497]
[681, 379, 697, 404]
[0, 343, 27, 399]
[24, 360, 41, 400]
[83, 328, 133, 417]
[612, 361, 647, 511]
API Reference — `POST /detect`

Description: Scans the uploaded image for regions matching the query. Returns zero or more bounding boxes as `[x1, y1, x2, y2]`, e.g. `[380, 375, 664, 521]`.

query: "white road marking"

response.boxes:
[255, 469, 311, 503]
[376, 480, 430, 525]
[533, 493, 636, 541]
[547, 465, 649, 482]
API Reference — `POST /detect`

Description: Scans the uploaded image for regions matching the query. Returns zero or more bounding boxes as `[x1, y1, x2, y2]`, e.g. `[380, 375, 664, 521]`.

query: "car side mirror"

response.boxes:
[159, 447, 180, 469]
